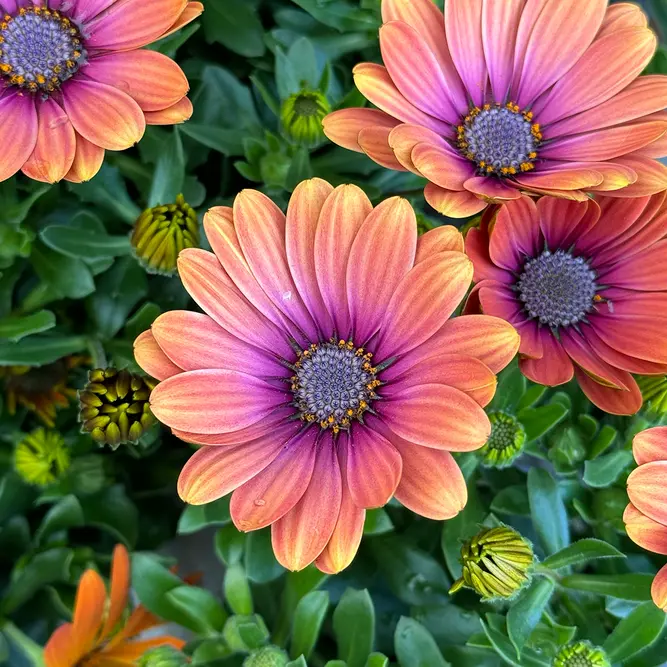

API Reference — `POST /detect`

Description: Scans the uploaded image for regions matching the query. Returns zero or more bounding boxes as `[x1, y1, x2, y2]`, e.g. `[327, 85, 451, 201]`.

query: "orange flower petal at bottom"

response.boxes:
[100, 545, 131, 641]
[424, 184, 486, 218]
[145, 97, 193, 125]
[627, 460, 667, 526]
[160, 0, 204, 39]
[623, 503, 667, 556]
[633, 427, 667, 466]
[322, 108, 400, 153]
[134, 330, 182, 381]
[44, 624, 78, 667]
[64, 134, 105, 183]
[71, 570, 106, 659]
[272, 438, 342, 570]
[652, 565, 667, 611]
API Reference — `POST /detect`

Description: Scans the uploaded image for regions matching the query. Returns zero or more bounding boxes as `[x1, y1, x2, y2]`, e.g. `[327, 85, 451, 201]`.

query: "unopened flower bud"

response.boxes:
[281, 90, 331, 147]
[478, 411, 526, 468]
[552, 641, 610, 667]
[243, 646, 289, 667]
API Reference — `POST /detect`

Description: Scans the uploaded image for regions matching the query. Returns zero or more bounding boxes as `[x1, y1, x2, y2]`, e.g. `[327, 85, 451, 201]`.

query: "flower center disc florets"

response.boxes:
[517, 249, 598, 328]
[291, 339, 381, 433]
[457, 103, 541, 176]
[0, 5, 85, 94]
[552, 641, 610, 667]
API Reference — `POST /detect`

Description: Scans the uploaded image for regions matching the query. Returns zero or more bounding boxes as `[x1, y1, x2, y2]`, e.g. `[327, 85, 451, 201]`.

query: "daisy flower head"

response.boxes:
[0, 0, 203, 185]
[466, 193, 667, 415]
[134, 178, 520, 573]
[324, 0, 667, 218]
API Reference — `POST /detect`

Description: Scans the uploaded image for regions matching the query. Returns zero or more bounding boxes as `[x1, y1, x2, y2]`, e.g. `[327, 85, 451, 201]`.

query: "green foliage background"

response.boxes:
[0, 0, 666, 665]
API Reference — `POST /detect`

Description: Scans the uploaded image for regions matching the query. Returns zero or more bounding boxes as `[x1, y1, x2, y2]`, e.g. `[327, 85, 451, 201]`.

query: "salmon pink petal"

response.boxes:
[482, 0, 524, 103]
[600, 241, 667, 291]
[515, 0, 606, 107]
[22, 99, 75, 184]
[633, 427, 667, 466]
[381, 0, 468, 114]
[464, 176, 522, 202]
[177, 424, 300, 505]
[533, 28, 656, 125]
[628, 461, 667, 526]
[145, 97, 193, 125]
[234, 190, 319, 341]
[272, 437, 342, 570]
[376, 251, 473, 359]
[575, 367, 642, 415]
[150, 369, 285, 434]
[380, 20, 460, 123]
[177, 248, 292, 358]
[624, 503, 667, 555]
[71, 0, 116, 24]
[444, 0, 486, 107]
[315, 463, 365, 574]
[315, 185, 372, 337]
[352, 63, 451, 134]
[63, 80, 145, 151]
[160, 0, 204, 39]
[380, 383, 490, 451]
[134, 330, 182, 380]
[44, 624, 78, 667]
[322, 108, 399, 153]
[286, 179, 335, 336]
[85, 51, 189, 112]
[347, 197, 417, 344]
[652, 565, 667, 611]
[598, 2, 648, 38]
[86, 0, 187, 51]
[424, 184, 486, 218]
[357, 126, 406, 171]
[416, 226, 464, 263]
[71, 569, 106, 659]
[389, 431, 466, 520]
[587, 163, 638, 192]
[412, 143, 475, 190]
[388, 123, 448, 172]
[477, 281, 524, 324]
[64, 133, 105, 183]
[541, 121, 667, 162]
[537, 197, 600, 250]
[0, 93, 37, 182]
[601, 156, 667, 198]
[230, 428, 318, 531]
[515, 168, 604, 191]
[465, 226, 510, 284]
[151, 311, 286, 377]
[489, 196, 541, 271]
[520, 332, 574, 386]
[100, 545, 130, 640]
[345, 428, 401, 509]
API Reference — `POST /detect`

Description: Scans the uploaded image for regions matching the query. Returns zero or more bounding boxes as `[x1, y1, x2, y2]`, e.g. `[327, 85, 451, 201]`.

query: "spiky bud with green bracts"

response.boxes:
[14, 428, 70, 486]
[131, 194, 199, 275]
[138, 645, 189, 667]
[478, 411, 526, 468]
[449, 526, 535, 601]
[243, 647, 289, 667]
[78, 368, 156, 449]
[552, 641, 610, 667]
[281, 90, 331, 147]
[637, 375, 667, 415]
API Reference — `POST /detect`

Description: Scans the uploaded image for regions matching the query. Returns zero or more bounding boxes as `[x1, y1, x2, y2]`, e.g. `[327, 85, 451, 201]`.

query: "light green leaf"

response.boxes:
[603, 601, 667, 662]
[40, 225, 131, 259]
[507, 578, 555, 656]
[560, 574, 653, 601]
[333, 589, 375, 667]
[291, 591, 329, 660]
[583, 450, 634, 488]
[395, 617, 450, 667]
[527, 467, 569, 555]
[541, 539, 625, 570]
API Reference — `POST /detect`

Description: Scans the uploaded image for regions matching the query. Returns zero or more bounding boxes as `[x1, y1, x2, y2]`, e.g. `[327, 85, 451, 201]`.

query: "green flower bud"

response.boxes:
[138, 645, 189, 667]
[243, 647, 289, 667]
[449, 526, 534, 601]
[281, 90, 331, 147]
[131, 194, 199, 275]
[14, 428, 70, 486]
[552, 641, 610, 667]
[222, 615, 270, 652]
[637, 375, 667, 415]
[478, 412, 526, 468]
[78, 368, 156, 449]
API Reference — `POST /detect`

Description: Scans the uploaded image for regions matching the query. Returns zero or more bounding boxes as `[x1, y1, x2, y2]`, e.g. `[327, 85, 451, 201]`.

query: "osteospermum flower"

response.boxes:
[134, 178, 519, 573]
[466, 193, 667, 415]
[0, 0, 203, 185]
[323, 0, 667, 218]
[44, 544, 184, 667]
[624, 427, 667, 612]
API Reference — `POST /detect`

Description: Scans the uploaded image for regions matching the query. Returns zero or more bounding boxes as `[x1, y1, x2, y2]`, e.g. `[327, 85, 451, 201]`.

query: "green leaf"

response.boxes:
[285, 148, 314, 192]
[541, 539, 625, 570]
[245, 528, 285, 583]
[560, 574, 653, 601]
[291, 590, 329, 660]
[588, 424, 617, 459]
[583, 450, 634, 488]
[0, 310, 55, 342]
[333, 589, 375, 667]
[177, 496, 231, 534]
[0, 335, 87, 365]
[148, 128, 186, 207]
[224, 563, 254, 615]
[215, 524, 246, 565]
[0, 474, 34, 524]
[365, 654, 389, 667]
[519, 403, 568, 442]
[286, 657, 308, 667]
[479, 617, 550, 667]
[276, 37, 319, 99]
[603, 601, 667, 662]
[31, 243, 95, 299]
[490, 485, 531, 517]
[166, 584, 227, 633]
[180, 122, 248, 155]
[83, 485, 139, 547]
[35, 495, 84, 545]
[507, 578, 555, 656]
[527, 467, 570, 555]
[204, 0, 265, 57]
[40, 225, 131, 259]
[363, 508, 394, 535]
[124, 302, 161, 340]
[394, 617, 450, 667]
[488, 361, 526, 412]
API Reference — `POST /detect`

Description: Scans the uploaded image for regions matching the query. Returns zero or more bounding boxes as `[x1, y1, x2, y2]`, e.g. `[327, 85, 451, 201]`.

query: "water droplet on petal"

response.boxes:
[49, 115, 69, 130]
[254, 498, 266, 507]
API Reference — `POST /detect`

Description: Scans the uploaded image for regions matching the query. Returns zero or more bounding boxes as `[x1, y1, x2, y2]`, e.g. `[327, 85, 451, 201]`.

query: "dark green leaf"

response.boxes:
[603, 601, 667, 662]
[507, 578, 555, 656]
[204, 0, 266, 57]
[83, 485, 139, 547]
[363, 508, 394, 535]
[333, 589, 375, 667]
[560, 574, 653, 601]
[41, 226, 131, 259]
[0, 310, 55, 342]
[177, 496, 231, 534]
[583, 451, 634, 488]
[541, 539, 625, 570]
[35, 495, 84, 545]
[527, 468, 569, 555]
[490, 485, 530, 517]
[166, 584, 227, 633]
[245, 528, 285, 583]
[31, 243, 95, 299]
[148, 128, 185, 207]
[395, 617, 450, 667]
[520, 403, 568, 442]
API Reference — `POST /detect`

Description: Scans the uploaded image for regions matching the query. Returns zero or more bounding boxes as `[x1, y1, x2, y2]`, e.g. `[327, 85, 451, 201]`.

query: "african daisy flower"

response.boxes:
[133, 178, 519, 573]
[624, 427, 667, 611]
[0, 0, 202, 185]
[465, 193, 667, 415]
[44, 544, 184, 667]
[323, 0, 667, 218]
